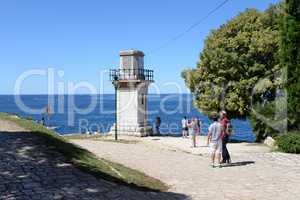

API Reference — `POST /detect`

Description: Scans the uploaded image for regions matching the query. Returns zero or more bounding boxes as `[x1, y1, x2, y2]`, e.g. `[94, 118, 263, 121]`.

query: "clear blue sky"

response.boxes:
[0, 0, 280, 94]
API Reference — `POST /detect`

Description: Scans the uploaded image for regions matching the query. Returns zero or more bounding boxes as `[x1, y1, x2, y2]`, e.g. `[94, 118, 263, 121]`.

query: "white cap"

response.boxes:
[221, 110, 227, 115]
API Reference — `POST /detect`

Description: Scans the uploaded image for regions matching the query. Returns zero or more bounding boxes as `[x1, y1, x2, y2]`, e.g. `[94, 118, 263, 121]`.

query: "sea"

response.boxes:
[0, 94, 255, 142]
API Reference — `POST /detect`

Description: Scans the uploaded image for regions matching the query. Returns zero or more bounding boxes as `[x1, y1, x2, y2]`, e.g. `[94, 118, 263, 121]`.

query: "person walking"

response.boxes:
[155, 116, 161, 135]
[188, 118, 199, 148]
[193, 118, 200, 147]
[197, 118, 202, 136]
[220, 111, 231, 164]
[207, 115, 223, 168]
[187, 119, 192, 138]
[181, 116, 188, 138]
[41, 116, 45, 126]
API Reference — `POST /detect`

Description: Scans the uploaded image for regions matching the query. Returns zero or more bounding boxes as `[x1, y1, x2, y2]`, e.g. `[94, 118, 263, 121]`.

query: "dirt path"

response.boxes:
[72, 136, 300, 200]
[0, 119, 186, 200]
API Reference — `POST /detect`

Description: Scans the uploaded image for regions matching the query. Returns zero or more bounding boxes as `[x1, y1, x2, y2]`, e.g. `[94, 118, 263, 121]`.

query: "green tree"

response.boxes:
[280, 0, 300, 130]
[182, 6, 281, 120]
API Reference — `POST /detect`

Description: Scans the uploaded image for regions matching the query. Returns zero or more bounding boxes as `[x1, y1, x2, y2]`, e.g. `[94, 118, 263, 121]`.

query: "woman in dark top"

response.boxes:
[220, 111, 231, 164]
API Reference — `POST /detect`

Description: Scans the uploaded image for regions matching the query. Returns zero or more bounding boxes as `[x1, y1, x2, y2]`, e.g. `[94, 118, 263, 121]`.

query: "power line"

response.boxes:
[148, 0, 230, 55]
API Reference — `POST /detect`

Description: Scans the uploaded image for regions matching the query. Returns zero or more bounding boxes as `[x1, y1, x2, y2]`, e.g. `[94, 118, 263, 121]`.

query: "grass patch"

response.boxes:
[92, 139, 139, 144]
[63, 134, 139, 144]
[63, 134, 107, 140]
[0, 113, 168, 192]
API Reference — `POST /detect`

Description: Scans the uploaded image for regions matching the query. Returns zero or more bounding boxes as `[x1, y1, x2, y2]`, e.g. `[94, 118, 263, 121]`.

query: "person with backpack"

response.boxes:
[220, 110, 232, 164]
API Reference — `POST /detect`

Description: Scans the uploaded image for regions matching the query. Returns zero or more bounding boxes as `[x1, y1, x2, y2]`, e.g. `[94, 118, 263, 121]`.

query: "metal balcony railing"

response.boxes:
[109, 68, 154, 81]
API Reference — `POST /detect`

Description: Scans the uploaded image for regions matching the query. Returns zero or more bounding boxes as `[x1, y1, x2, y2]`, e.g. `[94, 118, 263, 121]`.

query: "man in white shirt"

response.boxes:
[181, 116, 188, 138]
[207, 115, 222, 168]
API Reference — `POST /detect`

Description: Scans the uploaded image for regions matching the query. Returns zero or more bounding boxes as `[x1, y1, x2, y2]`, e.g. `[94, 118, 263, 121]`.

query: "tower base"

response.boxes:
[109, 124, 153, 137]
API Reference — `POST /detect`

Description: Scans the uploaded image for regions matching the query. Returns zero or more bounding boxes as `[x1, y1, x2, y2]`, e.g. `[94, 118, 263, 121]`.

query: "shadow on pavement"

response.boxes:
[0, 131, 190, 200]
[221, 161, 255, 168]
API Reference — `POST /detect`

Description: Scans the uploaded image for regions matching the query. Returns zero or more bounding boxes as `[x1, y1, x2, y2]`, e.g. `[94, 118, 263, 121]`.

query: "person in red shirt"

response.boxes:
[220, 111, 231, 164]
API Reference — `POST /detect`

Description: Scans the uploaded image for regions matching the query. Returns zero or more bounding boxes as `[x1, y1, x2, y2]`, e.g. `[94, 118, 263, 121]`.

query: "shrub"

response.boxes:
[276, 132, 300, 154]
[250, 113, 279, 142]
[250, 100, 283, 142]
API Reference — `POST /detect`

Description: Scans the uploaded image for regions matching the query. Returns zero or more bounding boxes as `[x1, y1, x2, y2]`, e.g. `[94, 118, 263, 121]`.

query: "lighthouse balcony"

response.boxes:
[109, 68, 154, 82]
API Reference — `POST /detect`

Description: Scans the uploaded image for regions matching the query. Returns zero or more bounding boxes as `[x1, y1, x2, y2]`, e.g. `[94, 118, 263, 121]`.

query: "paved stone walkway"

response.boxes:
[0, 120, 187, 200]
[72, 136, 300, 200]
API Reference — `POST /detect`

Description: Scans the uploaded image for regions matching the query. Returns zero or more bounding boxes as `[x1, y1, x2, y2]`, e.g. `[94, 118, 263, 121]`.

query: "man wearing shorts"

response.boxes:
[207, 115, 222, 168]
[181, 116, 188, 138]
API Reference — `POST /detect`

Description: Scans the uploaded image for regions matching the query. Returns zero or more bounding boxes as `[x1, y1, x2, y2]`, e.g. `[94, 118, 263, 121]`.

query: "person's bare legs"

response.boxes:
[210, 152, 221, 168]
[211, 151, 216, 167]
[184, 130, 188, 138]
[215, 142, 222, 167]
[216, 153, 221, 167]
[192, 135, 196, 147]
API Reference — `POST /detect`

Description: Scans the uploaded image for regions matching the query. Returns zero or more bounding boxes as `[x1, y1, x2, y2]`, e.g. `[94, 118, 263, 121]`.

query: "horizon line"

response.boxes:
[0, 93, 192, 95]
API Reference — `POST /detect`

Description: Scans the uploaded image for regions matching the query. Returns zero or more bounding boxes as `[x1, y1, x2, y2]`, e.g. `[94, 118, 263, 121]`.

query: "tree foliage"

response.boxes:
[182, 5, 282, 119]
[280, 0, 300, 130]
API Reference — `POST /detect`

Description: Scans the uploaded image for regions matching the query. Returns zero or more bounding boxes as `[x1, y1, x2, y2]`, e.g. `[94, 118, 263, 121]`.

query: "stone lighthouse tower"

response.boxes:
[110, 50, 154, 136]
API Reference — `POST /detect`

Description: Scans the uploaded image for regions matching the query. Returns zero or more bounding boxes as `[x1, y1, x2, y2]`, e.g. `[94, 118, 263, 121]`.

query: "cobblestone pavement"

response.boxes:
[73, 137, 300, 200]
[0, 120, 188, 200]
